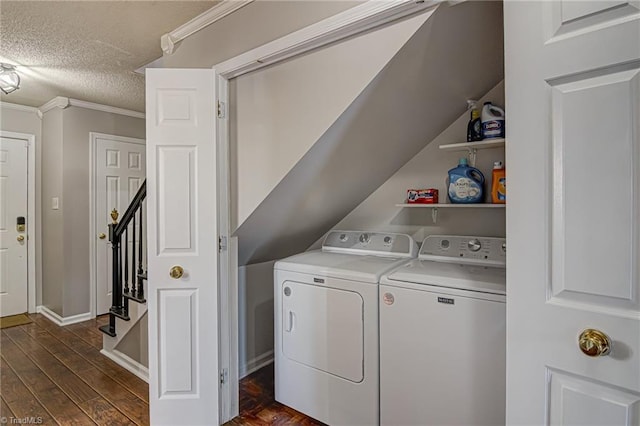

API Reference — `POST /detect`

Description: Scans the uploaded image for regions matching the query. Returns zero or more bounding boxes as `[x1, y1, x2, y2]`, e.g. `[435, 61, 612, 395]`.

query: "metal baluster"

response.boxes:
[124, 228, 129, 294]
[131, 215, 137, 296]
[138, 204, 144, 297]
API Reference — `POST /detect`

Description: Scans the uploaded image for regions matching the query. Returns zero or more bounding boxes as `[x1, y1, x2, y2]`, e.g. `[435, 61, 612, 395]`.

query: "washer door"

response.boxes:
[281, 280, 364, 383]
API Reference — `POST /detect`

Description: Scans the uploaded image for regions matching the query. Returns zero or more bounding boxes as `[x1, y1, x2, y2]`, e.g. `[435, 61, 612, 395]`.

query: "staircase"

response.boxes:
[99, 180, 148, 338]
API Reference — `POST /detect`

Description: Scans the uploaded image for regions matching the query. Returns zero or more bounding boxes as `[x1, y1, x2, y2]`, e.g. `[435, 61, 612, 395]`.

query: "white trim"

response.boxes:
[216, 0, 440, 79]
[37, 306, 92, 326]
[38, 96, 144, 119]
[1, 131, 37, 313]
[239, 351, 274, 379]
[0, 102, 39, 114]
[89, 132, 146, 318]
[100, 348, 149, 383]
[37, 96, 69, 118]
[161, 0, 254, 55]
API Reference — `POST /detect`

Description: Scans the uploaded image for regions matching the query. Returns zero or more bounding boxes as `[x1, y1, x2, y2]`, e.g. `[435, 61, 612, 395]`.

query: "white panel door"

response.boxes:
[94, 134, 146, 315]
[0, 137, 28, 317]
[146, 69, 219, 425]
[505, 1, 640, 424]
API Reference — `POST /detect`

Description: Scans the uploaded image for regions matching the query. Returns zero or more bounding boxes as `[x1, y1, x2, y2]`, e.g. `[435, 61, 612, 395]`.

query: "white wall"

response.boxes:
[334, 82, 506, 241]
[0, 103, 43, 307]
[231, 12, 431, 230]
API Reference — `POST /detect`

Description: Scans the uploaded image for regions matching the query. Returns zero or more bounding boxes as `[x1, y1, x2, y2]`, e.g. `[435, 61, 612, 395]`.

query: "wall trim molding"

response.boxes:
[100, 348, 149, 383]
[37, 96, 144, 119]
[0, 102, 39, 114]
[37, 306, 93, 326]
[161, 0, 255, 55]
[240, 350, 274, 379]
[215, 0, 440, 79]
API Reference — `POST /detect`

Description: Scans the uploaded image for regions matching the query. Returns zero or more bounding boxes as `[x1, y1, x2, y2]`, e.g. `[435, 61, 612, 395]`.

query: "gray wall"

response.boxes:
[41, 105, 145, 317]
[238, 260, 275, 377]
[41, 108, 65, 315]
[162, 1, 361, 69]
[1, 104, 44, 307]
[116, 313, 149, 368]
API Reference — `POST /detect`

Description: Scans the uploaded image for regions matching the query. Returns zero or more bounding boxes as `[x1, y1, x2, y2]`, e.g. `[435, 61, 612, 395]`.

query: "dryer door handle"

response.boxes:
[286, 310, 295, 332]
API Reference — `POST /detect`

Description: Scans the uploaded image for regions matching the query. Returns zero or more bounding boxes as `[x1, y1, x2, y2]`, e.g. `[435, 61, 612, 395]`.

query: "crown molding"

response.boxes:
[216, 0, 441, 79]
[161, 0, 254, 55]
[0, 101, 39, 114]
[37, 96, 69, 118]
[38, 96, 144, 119]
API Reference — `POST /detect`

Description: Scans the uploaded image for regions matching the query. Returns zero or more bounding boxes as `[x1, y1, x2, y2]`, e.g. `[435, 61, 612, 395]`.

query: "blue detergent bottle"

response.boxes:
[447, 157, 485, 203]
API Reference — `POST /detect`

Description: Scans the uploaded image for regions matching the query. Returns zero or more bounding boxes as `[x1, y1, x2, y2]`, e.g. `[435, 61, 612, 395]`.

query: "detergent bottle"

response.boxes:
[466, 100, 482, 142]
[447, 158, 485, 204]
[481, 102, 505, 139]
[491, 161, 506, 204]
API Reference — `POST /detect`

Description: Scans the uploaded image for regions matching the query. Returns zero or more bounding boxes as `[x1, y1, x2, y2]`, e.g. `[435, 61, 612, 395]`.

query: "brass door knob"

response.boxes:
[578, 329, 612, 357]
[169, 266, 184, 279]
[98, 233, 106, 240]
[17, 235, 25, 242]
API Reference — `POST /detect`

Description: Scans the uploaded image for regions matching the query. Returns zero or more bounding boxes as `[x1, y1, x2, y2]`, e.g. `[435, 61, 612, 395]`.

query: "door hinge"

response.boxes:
[218, 236, 227, 252]
[217, 101, 226, 119]
[220, 368, 228, 385]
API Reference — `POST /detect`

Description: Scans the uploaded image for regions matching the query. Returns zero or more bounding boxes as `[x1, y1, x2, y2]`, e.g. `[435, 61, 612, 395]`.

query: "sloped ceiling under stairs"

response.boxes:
[234, 0, 505, 265]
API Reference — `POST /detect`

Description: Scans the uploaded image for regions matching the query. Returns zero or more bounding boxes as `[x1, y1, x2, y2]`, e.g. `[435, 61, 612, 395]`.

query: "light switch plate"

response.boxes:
[52, 197, 59, 210]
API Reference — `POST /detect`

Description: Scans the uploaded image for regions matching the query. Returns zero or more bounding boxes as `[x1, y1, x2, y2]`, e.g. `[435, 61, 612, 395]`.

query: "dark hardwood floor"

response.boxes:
[0, 314, 322, 425]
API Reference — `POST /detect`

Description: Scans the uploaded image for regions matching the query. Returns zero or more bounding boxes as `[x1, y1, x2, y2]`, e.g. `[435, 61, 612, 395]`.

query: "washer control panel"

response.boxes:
[420, 235, 506, 266]
[323, 230, 418, 258]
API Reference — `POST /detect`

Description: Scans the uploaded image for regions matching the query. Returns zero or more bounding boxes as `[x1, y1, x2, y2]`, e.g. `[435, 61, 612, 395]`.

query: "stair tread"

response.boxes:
[123, 291, 146, 304]
[109, 307, 130, 321]
[98, 324, 117, 337]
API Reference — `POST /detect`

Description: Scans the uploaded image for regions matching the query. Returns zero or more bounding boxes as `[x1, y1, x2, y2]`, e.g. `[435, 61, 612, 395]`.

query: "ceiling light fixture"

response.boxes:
[0, 63, 20, 94]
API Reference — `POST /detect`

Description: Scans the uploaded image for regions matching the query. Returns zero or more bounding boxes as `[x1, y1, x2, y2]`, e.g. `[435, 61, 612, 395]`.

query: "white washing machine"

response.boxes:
[274, 230, 418, 426]
[379, 235, 506, 426]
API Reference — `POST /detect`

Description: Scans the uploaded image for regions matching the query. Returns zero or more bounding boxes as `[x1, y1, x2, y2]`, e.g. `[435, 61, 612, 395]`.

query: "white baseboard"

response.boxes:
[37, 306, 92, 326]
[100, 348, 149, 383]
[240, 350, 274, 379]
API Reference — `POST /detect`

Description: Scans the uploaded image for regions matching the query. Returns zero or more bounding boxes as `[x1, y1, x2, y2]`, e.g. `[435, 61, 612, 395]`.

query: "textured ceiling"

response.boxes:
[0, 1, 217, 112]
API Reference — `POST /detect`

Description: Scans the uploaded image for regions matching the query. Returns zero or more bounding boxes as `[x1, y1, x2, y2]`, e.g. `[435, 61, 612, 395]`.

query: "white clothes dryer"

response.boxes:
[379, 235, 506, 426]
[274, 230, 418, 426]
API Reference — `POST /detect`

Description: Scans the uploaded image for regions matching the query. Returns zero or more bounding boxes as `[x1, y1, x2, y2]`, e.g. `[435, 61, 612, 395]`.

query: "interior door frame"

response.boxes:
[88, 132, 146, 318]
[211, 0, 441, 422]
[0, 131, 37, 313]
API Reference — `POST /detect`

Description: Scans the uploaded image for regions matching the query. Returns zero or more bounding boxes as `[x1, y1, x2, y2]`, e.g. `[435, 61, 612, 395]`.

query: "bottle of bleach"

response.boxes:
[447, 157, 485, 204]
[481, 102, 505, 139]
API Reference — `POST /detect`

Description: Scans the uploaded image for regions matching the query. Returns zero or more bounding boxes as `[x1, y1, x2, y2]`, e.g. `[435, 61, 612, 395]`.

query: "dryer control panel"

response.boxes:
[323, 230, 418, 258]
[419, 235, 506, 266]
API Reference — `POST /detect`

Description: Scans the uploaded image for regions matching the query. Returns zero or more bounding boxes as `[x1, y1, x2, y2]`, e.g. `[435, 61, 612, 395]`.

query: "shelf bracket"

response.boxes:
[466, 148, 478, 167]
[431, 207, 438, 224]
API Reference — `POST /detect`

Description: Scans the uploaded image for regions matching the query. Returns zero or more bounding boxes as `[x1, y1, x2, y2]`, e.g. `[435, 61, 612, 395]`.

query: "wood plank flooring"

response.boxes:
[0, 314, 322, 425]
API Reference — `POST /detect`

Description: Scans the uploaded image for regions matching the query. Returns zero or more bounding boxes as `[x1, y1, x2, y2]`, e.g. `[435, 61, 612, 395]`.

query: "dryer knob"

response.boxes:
[467, 238, 482, 252]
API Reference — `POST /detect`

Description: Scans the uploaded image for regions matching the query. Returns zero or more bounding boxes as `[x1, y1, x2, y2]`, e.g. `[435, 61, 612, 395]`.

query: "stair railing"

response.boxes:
[99, 180, 147, 337]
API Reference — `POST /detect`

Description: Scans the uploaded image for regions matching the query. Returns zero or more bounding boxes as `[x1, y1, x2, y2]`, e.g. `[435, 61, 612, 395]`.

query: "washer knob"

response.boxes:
[467, 238, 482, 252]
[383, 236, 392, 244]
[359, 233, 370, 244]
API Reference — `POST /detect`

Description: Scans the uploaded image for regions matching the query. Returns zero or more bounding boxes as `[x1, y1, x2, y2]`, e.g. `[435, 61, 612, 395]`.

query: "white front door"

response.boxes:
[0, 137, 28, 317]
[146, 69, 220, 425]
[93, 133, 146, 315]
[505, 1, 640, 423]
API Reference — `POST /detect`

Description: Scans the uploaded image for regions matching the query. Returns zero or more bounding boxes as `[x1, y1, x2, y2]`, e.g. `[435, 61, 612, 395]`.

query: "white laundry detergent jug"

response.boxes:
[481, 102, 505, 139]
